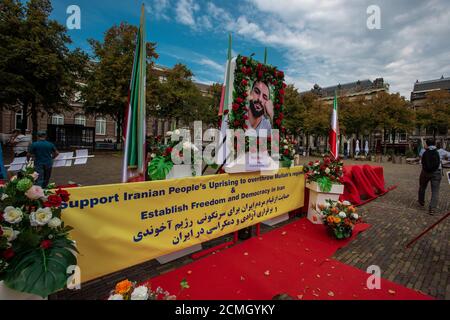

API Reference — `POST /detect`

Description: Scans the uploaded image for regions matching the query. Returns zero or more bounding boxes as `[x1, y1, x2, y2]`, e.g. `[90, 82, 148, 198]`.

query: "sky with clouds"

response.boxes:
[51, 0, 450, 99]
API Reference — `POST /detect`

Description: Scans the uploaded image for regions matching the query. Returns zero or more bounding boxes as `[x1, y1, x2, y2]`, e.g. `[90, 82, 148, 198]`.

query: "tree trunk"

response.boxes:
[21, 100, 29, 134]
[31, 101, 38, 142]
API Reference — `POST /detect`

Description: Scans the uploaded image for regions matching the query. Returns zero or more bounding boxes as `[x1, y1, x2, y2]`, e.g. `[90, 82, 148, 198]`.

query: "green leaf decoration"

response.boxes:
[3, 238, 77, 297]
[148, 156, 174, 181]
[180, 279, 190, 289]
[317, 176, 332, 193]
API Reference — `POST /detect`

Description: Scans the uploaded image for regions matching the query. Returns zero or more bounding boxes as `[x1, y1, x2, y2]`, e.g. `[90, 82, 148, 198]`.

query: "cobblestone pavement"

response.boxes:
[22, 152, 447, 300]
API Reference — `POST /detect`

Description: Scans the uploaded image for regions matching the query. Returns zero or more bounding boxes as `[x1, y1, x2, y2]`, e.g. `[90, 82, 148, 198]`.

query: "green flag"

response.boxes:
[123, 4, 147, 182]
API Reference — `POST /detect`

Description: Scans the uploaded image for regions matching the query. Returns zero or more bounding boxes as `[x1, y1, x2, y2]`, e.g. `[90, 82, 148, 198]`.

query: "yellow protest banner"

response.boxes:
[63, 167, 305, 283]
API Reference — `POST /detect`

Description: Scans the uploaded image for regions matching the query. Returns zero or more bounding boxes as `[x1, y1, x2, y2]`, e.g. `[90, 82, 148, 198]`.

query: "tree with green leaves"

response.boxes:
[370, 92, 415, 153]
[416, 90, 450, 139]
[283, 84, 305, 135]
[152, 64, 206, 128]
[82, 22, 158, 142]
[0, 0, 88, 139]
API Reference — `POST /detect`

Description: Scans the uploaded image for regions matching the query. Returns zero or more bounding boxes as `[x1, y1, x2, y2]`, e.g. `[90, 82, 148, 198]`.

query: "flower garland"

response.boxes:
[227, 55, 287, 133]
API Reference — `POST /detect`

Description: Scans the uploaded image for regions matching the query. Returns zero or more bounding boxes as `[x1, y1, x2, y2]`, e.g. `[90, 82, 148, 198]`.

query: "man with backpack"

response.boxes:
[418, 138, 442, 215]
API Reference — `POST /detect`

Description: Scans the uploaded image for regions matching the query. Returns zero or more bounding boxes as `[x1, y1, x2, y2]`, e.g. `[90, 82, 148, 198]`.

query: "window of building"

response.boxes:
[15, 110, 24, 129]
[51, 114, 64, 125]
[96, 117, 106, 135]
[74, 114, 86, 126]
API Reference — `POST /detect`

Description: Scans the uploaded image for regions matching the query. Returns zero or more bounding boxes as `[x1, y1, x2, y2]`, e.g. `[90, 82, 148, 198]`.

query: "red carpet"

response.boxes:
[147, 219, 432, 300]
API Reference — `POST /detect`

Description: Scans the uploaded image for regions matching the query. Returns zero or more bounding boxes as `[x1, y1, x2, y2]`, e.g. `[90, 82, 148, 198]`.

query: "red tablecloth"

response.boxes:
[340, 165, 395, 206]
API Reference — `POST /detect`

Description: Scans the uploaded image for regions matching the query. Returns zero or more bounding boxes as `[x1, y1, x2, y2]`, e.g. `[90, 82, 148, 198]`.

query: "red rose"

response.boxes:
[267, 136, 272, 142]
[0, 213, 3, 222]
[282, 127, 286, 133]
[279, 96, 284, 104]
[3, 248, 14, 260]
[243, 92, 248, 98]
[242, 56, 247, 65]
[279, 112, 284, 120]
[44, 195, 62, 208]
[243, 125, 248, 130]
[284, 149, 290, 156]
[279, 89, 285, 95]
[233, 120, 240, 127]
[282, 82, 287, 88]
[243, 106, 249, 112]
[224, 109, 229, 115]
[308, 162, 313, 166]
[243, 115, 248, 120]
[273, 80, 278, 86]
[232, 103, 240, 111]
[40, 240, 52, 250]
[275, 119, 282, 126]
[241, 79, 248, 86]
[275, 104, 281, 110]
[257, 63, 262, 70]
[258, 70, 263, 79]
[278, 71, 284, 78]
[56, 189, 70, 202]
[236, 97, 244, 104]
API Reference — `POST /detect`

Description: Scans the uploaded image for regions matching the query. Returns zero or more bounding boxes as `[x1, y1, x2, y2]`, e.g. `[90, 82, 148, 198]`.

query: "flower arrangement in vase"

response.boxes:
[108, 278, 189, 300]
[318, 200, 361, 239]
[303, 155, 344, 192]
[0, 163, 77, 298]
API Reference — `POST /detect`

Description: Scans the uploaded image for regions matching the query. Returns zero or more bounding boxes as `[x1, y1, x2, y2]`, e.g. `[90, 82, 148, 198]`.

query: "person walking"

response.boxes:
[8, 129, 32, 157]
[27, 131, 59, 188]
[418, 138, 442, 215]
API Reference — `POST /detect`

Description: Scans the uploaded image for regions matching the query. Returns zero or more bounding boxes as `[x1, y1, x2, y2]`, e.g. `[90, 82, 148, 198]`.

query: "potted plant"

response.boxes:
[303, 155, 345, 224]
[0, 163, 77, 299]
[318, 199, 361, 239]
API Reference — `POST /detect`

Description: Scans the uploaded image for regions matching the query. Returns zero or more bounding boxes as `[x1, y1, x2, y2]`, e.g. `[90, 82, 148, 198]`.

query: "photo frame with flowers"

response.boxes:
[226, 55, 287, 133]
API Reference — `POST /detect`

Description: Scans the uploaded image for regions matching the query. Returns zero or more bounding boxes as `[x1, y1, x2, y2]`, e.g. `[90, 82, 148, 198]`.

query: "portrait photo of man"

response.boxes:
[246, 80, 274, 132]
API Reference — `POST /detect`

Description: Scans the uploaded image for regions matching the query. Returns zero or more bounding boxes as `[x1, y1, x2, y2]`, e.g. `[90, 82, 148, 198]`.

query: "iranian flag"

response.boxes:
[329, 93, 340, 159]
[122, 5, 147, 183]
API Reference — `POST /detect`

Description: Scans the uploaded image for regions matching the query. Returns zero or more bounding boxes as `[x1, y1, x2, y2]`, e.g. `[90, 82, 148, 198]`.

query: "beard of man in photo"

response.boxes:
[248, 81, 270, 130]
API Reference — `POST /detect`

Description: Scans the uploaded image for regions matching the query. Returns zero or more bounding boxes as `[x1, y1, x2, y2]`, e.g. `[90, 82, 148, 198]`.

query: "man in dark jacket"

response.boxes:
[418, 138, 442, 215]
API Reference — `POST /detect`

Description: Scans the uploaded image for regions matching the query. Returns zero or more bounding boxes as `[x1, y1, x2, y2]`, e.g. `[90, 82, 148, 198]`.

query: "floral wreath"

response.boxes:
[226, 55, 287, 133]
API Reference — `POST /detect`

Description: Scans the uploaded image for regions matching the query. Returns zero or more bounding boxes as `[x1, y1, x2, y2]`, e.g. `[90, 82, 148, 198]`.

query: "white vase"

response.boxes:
[0, 281, 47, 300]
[166, 163, 202, 180]
[306, 181, 344, 225]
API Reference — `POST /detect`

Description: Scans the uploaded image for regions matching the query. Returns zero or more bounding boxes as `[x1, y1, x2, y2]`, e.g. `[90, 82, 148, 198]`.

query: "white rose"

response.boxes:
[283, 145, 289, 149]
[338, 212, 347, 218]
[352, 213, 359, 220]
[342, 201, 351, 206]
[48, 217, 62, 229]
[166, 131, 173, 137]
[325, 168, 330, 174]
[174, 129, 181, 136]
[283, 139, 288, 144]
[150, 153, 156, 159]
[131, 286, 149, 300]
[31, 172, 39, 181]
[108, 294, 124, 300]
[1, 193, 9, 201]
[1, 227, 20, 242]
[30, 207, 53, 226]
[3, 206, 23, 224]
